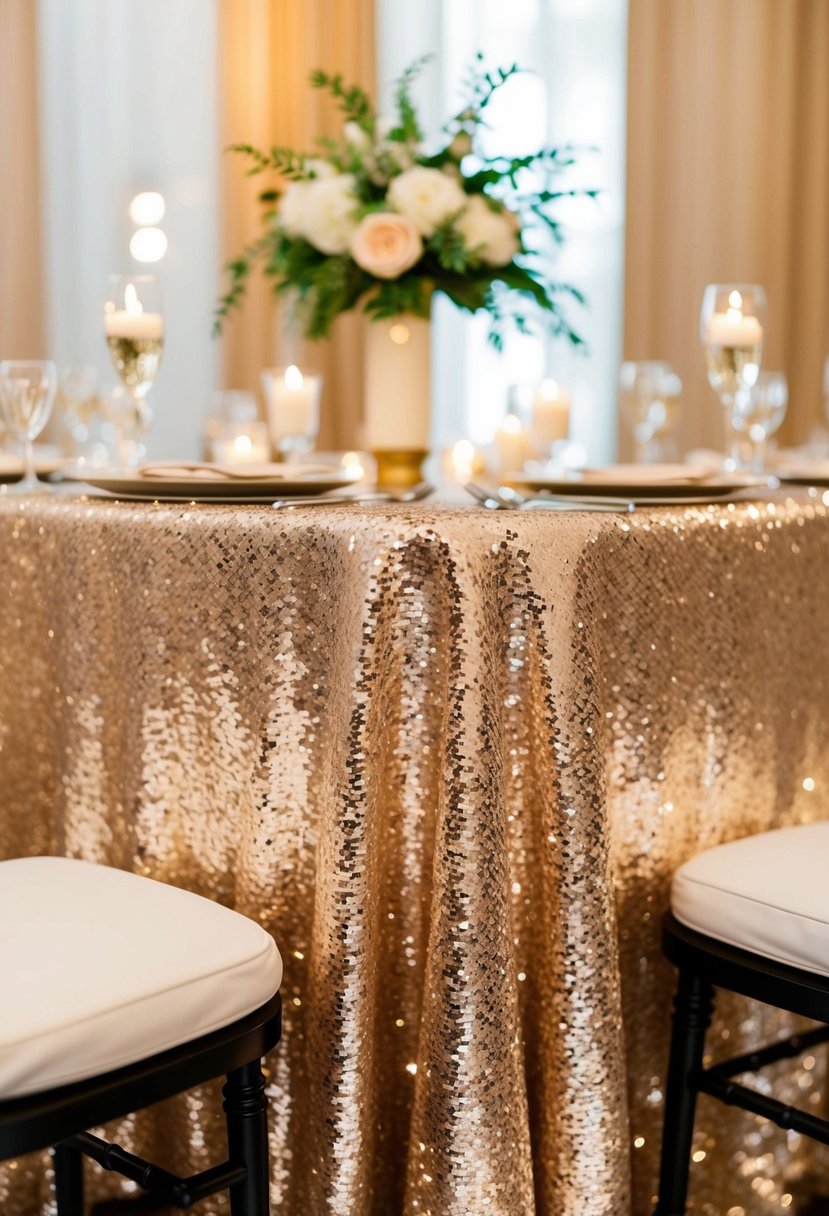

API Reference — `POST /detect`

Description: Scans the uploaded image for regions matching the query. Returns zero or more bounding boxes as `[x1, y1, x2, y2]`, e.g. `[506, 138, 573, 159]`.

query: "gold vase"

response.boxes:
[364, 313, 431, 490]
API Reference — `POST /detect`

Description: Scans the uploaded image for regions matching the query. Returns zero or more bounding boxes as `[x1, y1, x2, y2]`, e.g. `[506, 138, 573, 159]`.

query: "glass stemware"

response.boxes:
[0, 361, 58, 493]
[103, 275, 164, 465]
[730, 370, 788, 474]
[700, 283, 766, 471]
[58, 366, 100, 459]
[619, 361, 682, 463]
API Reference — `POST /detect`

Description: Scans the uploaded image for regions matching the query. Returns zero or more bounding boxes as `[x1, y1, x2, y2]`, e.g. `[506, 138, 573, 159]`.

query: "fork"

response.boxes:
[464, 482, 624, 512]
[271, 481, 434, 509]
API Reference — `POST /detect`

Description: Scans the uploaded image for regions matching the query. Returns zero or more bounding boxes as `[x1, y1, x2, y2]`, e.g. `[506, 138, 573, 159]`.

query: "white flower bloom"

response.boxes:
[343, 121, 372, 153]
[455, 194, 521, 267]
[279, 181, 312, 238]
[350, 212, 423, 279]
[303, 157, 336, 179]
[289, 174, 359, 255]
[387, 166, 467, 238]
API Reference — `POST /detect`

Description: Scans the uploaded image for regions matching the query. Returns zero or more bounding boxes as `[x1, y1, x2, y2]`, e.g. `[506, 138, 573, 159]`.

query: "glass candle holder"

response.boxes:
[260, 365, 322, 459]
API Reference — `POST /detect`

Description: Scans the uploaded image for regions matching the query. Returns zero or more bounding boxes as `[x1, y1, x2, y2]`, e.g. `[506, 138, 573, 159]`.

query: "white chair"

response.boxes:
[655, 822, 829, 1215]
[0, 856, 283, 1215]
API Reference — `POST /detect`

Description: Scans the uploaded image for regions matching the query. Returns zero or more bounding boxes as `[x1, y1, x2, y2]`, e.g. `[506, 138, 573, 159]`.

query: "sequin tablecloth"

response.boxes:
[1, 493, 829, 1216]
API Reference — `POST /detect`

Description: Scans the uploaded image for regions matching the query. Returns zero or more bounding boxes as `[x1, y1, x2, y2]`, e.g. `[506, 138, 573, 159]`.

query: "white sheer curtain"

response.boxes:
[36, 0, 220, 458]
[378, 0, 627, 460]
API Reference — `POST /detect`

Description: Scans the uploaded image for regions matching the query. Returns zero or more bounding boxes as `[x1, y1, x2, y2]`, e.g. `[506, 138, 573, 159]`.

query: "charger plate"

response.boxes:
[506, 471, 760, 503]
[64, 469, 356, 500]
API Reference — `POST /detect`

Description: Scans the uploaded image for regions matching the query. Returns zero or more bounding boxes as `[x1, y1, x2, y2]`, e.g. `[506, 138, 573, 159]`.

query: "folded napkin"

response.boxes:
[771, 455, 829, 480]
[575, 463, 715, 486]
[137, 461, 332, 481]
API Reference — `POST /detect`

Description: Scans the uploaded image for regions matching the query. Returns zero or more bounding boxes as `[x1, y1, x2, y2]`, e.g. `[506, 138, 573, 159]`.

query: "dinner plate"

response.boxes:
[772, 464, 829, 487]
[0, 454, 66, 482]
[64, 469, 357, 499]
[506, 472, 758, 500]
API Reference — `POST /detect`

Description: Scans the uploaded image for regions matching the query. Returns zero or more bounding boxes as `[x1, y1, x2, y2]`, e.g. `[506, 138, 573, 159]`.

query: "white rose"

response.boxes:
[455, 194, 521, 266]
[350, 212, 423, 279]
[387, 166, 466, 237]
[303, 157, 336, 179]
[343, 121, 372, 153]
[297, 175, 359, 255]
[279, 180, 311, 238]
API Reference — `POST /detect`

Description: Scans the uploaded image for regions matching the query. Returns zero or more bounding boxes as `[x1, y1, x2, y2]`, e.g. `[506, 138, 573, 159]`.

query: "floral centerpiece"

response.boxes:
[216, 56, 593, 483]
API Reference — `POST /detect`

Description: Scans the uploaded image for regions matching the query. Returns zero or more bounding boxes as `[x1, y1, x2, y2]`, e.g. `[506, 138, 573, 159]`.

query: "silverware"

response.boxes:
[463, 482, 624, 512]
[271, 481, 434, 509]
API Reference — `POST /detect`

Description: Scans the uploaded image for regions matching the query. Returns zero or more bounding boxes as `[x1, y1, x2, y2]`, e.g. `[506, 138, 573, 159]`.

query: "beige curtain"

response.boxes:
[625, 0, 829, 452]
[218, 0, 375, 449]
[0, 0, 45, 360]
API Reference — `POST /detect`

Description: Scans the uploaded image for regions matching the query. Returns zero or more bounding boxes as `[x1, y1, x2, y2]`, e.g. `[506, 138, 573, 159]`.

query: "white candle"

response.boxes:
[211, 422, 270, 465]
[495, 415, 530, 473]
[442, 438, 485, 484]
[531, 378, 570, 445]
[104, 309, 163, 340]
[705, 309, 763, 347]
[261, 365, 321, 443]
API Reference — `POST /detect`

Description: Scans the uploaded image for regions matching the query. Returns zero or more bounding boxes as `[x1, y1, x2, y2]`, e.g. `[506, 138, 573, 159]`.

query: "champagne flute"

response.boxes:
[0, 361, 58, 493]
[103, 275, 164, 465]
[619, 361, 682, 463]
[700, 283, 766, 471]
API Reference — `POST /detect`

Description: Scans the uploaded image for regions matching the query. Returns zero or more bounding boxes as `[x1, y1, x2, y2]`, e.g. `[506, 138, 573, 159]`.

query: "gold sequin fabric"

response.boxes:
[1, 493, 828, 1216]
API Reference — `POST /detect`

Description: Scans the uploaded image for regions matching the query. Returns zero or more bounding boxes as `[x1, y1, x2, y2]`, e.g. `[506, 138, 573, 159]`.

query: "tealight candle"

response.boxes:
[441, 439, 486, 484]
[531, 378, 570, 446]
[705, 309, 763, 348]
[210, 421, 270, 465]
[495, 414, 530, 473]
[104, 308, 164, 341]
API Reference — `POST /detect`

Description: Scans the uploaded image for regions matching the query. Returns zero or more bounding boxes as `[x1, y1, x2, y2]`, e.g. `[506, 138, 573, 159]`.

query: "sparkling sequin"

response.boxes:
[0, 493, 828, 1214]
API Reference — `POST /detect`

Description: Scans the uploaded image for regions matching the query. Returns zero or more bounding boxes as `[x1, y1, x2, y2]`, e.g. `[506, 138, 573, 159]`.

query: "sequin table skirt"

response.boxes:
[1, 495, 828, 1215]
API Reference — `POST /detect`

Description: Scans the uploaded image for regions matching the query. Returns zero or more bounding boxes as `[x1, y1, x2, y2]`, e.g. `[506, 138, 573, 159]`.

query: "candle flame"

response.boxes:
[540, 378, 561, 400]
[234, 434, 253, 455]
[124, 283, 143, 314]
[502, 413, 522, 435]
[728, 289, 743, 310]
[284, 364, 303, 391]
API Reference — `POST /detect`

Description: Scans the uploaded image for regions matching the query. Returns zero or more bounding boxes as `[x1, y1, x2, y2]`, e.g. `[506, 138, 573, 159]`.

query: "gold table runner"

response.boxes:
[1, 494, 828, 1215]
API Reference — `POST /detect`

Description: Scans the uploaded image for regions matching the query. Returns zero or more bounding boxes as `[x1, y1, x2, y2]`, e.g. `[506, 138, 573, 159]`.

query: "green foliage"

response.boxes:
[310, 68, 375, 133]
[388, 55, 432, 144]
[215, 55, 596, 352]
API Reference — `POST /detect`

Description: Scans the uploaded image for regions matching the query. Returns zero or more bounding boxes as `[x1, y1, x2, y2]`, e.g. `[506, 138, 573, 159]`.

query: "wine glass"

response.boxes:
[58, 366, 100, 458]
[731, 370, 788, 474]
[700, 283, 766, 471]
[619, 361, 682, 463]
[103, 275, 164, 465]
[0, 361, 58, 493]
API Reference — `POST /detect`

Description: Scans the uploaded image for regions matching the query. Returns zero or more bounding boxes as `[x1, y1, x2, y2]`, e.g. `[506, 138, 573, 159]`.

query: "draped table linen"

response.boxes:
[1, 492, 828, 1215]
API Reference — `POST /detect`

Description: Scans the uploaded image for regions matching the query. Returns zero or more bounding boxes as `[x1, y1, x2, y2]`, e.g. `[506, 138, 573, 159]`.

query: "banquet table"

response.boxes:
[1, 489, 829, 1216]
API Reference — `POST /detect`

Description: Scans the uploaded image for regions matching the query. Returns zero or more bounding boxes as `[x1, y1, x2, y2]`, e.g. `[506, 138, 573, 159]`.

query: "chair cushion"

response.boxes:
[672, 822, 829, 976]
[0, 857, 282, 1099]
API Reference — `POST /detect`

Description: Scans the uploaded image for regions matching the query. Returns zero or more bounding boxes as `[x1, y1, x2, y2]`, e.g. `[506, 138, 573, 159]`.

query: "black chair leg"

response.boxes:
[54, 1141, 85, 1216]
[223, 1060, 270, 1216]
[654, 969, 714, 1216]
